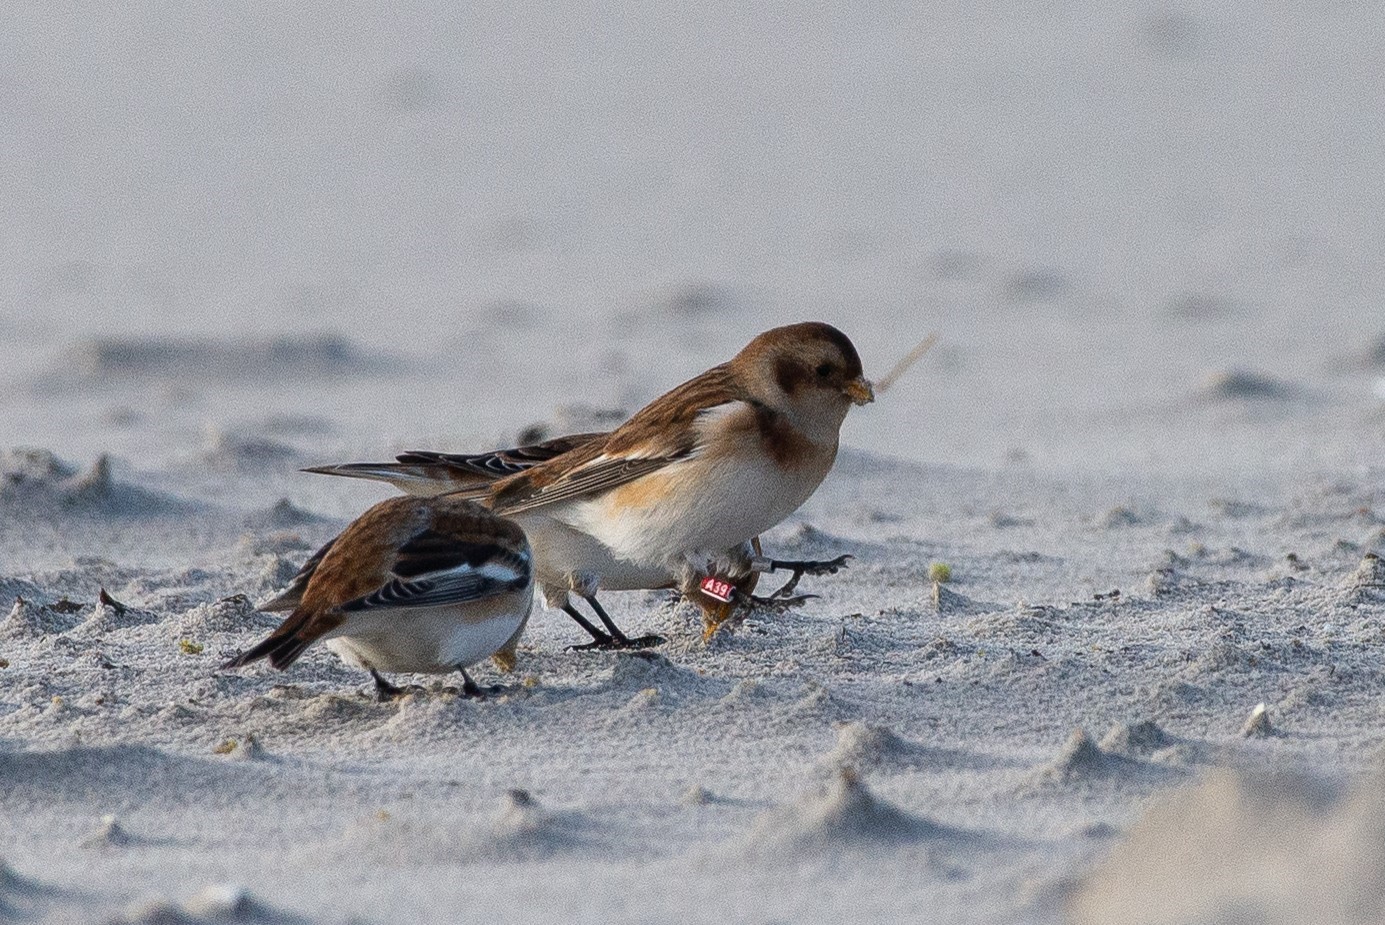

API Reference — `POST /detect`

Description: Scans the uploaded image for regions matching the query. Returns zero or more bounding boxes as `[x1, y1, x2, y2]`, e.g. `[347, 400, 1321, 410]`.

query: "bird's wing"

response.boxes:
[300, 432, 608, 497]
[397, 431, 607, 478]
[337, 530, 531, 611]
[490, 366, 746, 515]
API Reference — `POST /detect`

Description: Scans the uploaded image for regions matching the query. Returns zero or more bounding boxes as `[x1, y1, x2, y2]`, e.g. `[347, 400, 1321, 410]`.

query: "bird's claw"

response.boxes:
[567, 633, 665, 652]
[783, 554, 854, 577]
[763, 555, 853, 597]
[375, 683, 425, 703]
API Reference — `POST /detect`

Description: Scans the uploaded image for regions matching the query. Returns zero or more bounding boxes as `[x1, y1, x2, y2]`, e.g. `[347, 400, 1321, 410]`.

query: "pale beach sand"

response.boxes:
[3, 4, 1385, 923]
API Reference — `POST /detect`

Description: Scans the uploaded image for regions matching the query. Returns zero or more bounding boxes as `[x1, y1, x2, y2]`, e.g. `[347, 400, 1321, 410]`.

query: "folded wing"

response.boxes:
[488, 366, 747, 514]
[300, 432, 608, 497]
[339, 531, 531, 612]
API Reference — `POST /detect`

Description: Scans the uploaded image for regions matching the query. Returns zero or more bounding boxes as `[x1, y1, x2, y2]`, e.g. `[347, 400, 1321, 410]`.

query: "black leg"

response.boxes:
[566, 596, 665, 651]
[562, 602, 615, 646]
[765, 554, 853, 597]
[768, 554, 853, 575]
[587, 596, 631, 642]
[370, 669, 406, 702]
[588, 596, 665, 649]
[457, 667, 485, 700]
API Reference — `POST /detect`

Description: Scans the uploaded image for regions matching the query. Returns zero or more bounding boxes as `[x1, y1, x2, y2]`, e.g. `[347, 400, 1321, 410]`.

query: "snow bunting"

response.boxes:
[489, 320, 869, 640]
[306, 321, 870, 647]
[224, 494, 533, 700]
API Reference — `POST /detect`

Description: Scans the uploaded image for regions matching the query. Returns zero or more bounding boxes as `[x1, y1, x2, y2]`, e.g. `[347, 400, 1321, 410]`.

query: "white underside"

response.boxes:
[323, 600, 530, 674]
[516, 442, 833, 601]
[581, 450, 829, 564]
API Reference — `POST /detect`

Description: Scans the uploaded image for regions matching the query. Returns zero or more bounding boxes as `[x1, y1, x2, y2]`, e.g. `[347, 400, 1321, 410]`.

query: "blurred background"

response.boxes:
[3, 2, 1383, 477]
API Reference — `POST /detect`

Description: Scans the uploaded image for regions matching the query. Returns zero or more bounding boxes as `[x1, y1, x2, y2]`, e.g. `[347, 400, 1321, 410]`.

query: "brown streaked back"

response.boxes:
[490, 363, 745, 510]
[224, 495, 527, 671]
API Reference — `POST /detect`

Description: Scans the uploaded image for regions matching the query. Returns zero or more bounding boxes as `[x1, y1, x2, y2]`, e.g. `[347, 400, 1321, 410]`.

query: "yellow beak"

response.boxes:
[844, 377, 875, 405]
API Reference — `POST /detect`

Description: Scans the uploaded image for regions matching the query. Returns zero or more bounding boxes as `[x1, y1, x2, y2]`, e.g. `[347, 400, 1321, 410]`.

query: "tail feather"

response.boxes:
[221, 630, 315, 671]
[301, 462, 488, 498]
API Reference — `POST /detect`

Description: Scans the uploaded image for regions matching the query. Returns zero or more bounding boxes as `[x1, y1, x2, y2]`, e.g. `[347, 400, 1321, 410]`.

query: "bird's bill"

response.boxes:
[843, 377, 875, 405]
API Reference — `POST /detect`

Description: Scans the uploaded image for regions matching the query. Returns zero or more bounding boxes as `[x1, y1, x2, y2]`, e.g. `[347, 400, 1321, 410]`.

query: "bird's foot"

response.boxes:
[774, 554, 853, 578]
[760, 555, 853, 597]
[370, 670, 423, 703]
[701, 598, 737, 641]
[566, 632, 665, 652]
[453, 667, 493, 700]
[701, 576, 823, 639]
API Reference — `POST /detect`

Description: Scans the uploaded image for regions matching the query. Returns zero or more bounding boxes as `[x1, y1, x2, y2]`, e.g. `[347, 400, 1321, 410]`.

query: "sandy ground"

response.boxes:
[4, 3, 1385, 924]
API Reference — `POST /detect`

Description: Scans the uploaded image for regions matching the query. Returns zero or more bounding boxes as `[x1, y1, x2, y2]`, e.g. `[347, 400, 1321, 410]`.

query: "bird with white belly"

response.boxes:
[224, 494, 533, 700]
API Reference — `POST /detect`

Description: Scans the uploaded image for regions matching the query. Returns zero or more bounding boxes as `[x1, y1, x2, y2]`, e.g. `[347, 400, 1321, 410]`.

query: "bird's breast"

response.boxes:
[579, 439, 836, 565]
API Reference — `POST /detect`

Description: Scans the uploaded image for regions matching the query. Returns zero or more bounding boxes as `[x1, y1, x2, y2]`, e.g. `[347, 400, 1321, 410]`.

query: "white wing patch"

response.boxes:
[340, 551, 531, 612]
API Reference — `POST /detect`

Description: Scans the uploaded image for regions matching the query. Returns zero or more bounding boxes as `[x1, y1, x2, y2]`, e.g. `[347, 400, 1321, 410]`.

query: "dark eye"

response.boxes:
[815, 363, 833, 378]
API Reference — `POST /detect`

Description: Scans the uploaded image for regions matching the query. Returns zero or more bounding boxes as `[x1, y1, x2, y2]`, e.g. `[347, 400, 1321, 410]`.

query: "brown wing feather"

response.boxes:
[396, 432, 607, 478]
[224, 497, 427, 670]
[299, 461, 493, 496]
[490, 364, 744, 513]
[302, 432, 608, 497]
[489, 456, 674, 515]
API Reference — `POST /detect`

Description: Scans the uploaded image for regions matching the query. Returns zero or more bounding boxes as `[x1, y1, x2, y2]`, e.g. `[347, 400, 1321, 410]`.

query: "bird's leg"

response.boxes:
[589, 596, 665, 648]
[694, 572, 750, 641]
[751, 554, 853, 598]
[567, 596, 665, 651]
[701, 598, 738, 641]
[560, 602, 615, 646]
[588, 596, 632, 642]
[456, 667, 485, 700]
[763, 553, 853, 577]
[370, 669, 407, 702]
[703, 589, 816, 641]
